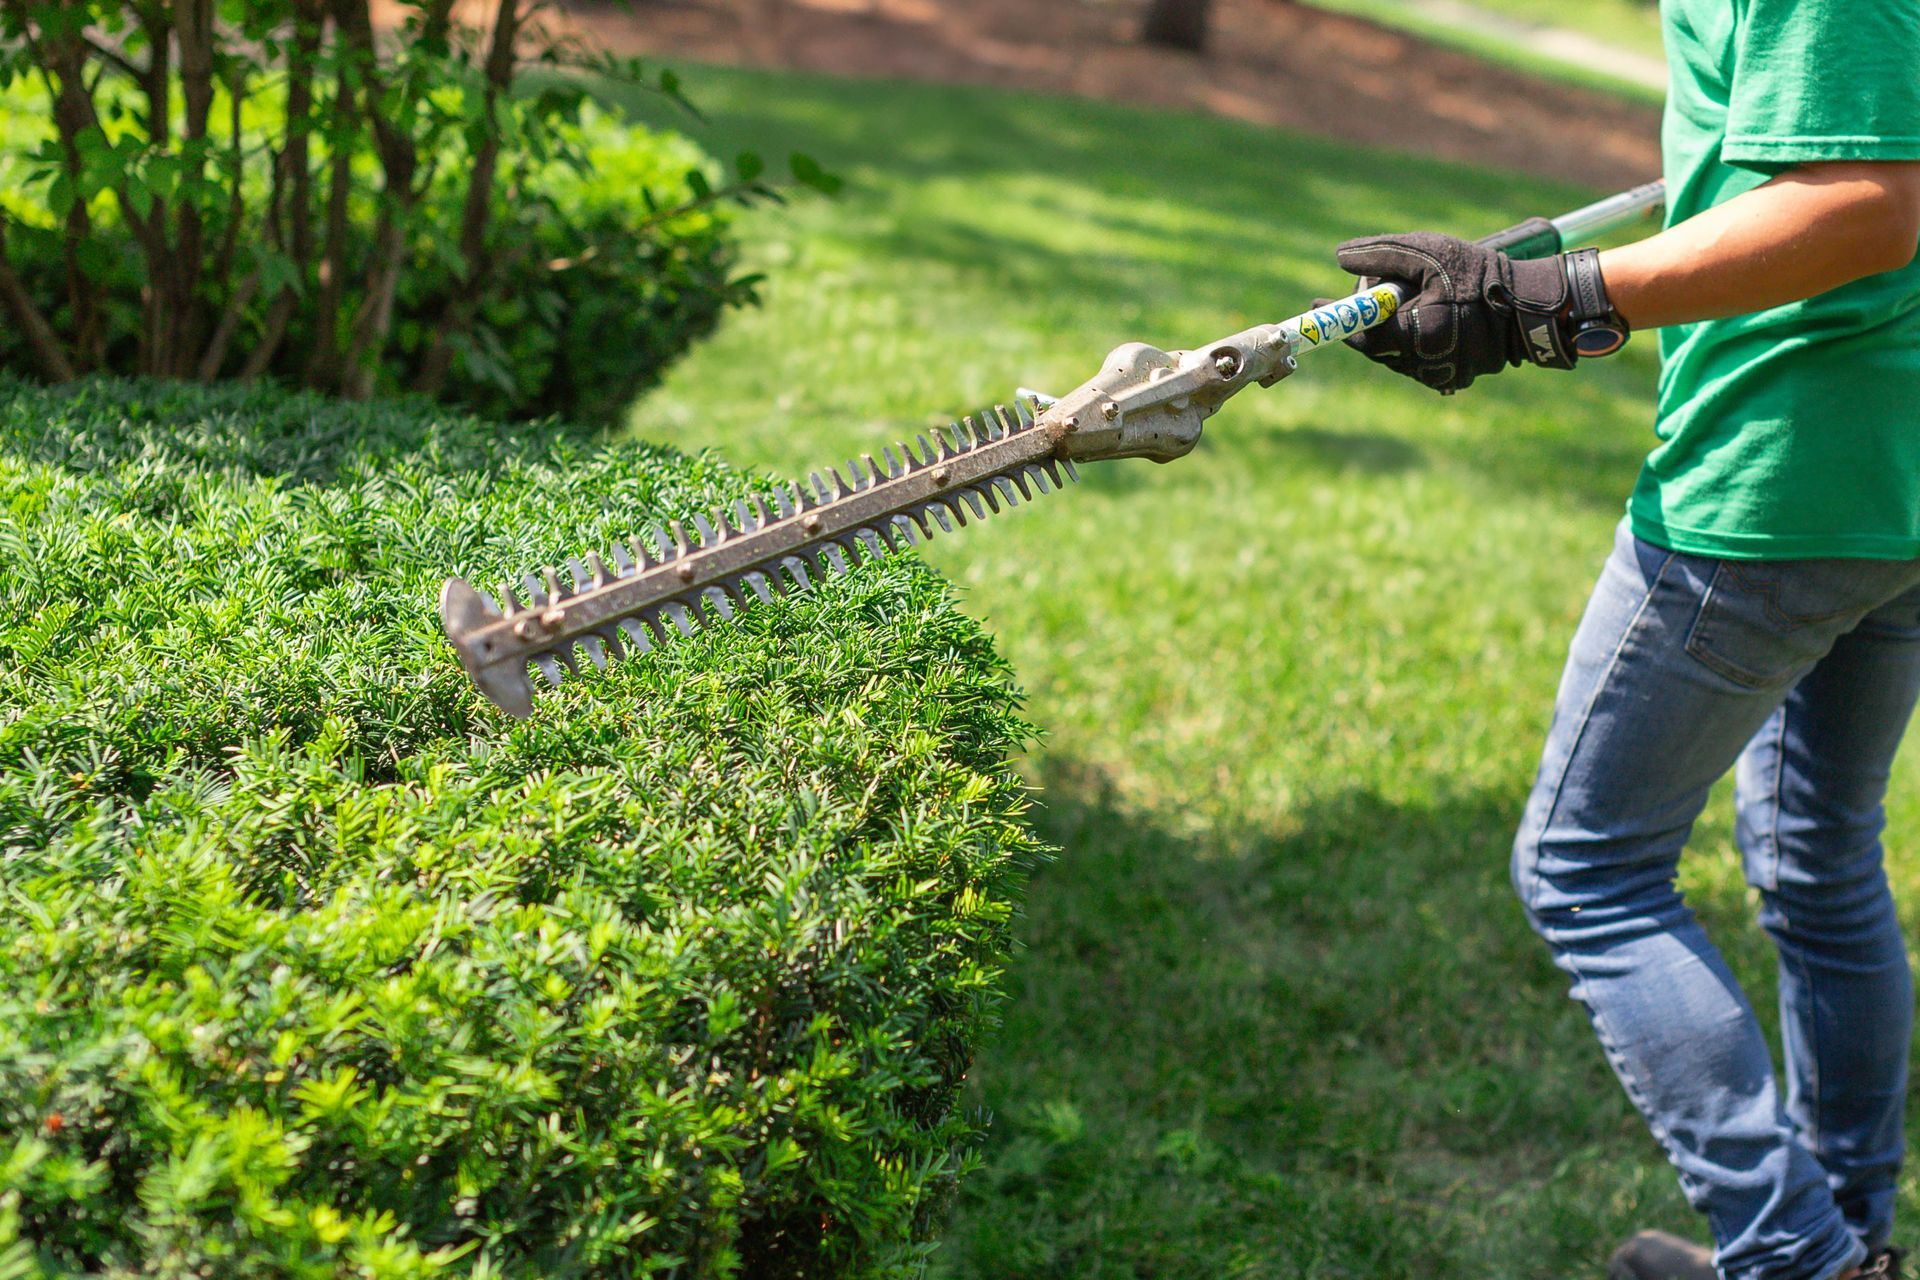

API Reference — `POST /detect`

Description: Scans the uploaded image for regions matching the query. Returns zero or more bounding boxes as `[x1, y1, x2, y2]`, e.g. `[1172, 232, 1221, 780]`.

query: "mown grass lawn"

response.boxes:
[610, 66, 1920, 1277]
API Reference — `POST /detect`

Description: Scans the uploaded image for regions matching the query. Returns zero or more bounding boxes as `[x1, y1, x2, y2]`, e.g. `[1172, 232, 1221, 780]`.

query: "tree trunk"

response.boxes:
[1140, 0, 1212, 52]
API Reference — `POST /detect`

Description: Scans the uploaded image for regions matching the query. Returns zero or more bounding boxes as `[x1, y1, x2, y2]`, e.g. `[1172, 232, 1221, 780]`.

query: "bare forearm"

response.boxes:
[1599, 163, 1920, 331]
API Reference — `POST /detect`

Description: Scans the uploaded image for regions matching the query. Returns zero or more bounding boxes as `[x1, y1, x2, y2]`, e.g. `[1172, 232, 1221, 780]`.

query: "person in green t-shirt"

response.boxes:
[1332, 2, 1920, 1278]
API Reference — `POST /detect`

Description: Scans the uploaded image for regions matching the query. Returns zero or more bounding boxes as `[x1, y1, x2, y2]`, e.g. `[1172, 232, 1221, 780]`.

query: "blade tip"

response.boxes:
[441, 576, 537, 719]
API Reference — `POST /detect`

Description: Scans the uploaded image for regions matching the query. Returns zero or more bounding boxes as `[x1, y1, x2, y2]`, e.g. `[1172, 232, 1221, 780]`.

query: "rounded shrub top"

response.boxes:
[0, 378, 1042, 1279]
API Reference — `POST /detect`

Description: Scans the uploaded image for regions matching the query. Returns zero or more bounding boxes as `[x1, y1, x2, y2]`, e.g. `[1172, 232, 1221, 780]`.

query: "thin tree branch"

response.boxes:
[196, 263, 260, 380]
[239, 288, 299, 381]
[414, 0, 522, 395]
[0, 219, 77, 382]
[302, 59, 356, 387]
[162, 0, 217, 374]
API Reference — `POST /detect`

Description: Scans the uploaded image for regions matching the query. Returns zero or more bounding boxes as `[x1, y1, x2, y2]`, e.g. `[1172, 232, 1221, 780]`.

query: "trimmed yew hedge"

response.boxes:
[0, 378, 1041, 1279]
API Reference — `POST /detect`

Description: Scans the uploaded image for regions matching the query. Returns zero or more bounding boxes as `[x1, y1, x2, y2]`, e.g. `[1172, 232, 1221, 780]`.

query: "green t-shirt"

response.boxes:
[1628, 0, 1920, 559]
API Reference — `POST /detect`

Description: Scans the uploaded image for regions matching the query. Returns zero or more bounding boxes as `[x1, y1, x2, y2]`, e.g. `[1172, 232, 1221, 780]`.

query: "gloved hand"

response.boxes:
[1331, 232, 1577, 394]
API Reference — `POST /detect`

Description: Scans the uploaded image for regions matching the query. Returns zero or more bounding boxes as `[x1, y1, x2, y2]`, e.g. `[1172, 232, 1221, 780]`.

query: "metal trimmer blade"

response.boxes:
[441, 400, 1076, 717]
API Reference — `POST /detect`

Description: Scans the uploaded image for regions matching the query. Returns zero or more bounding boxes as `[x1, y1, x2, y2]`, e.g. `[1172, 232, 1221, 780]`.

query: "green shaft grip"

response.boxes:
[1476, 216, 1563, 260]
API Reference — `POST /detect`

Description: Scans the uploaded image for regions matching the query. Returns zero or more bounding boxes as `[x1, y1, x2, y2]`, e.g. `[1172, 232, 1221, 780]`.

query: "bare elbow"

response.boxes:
[1863, 192, 1920, 275]
[1855, 166, 1920, 276]
[1781, 162, 1920, 280]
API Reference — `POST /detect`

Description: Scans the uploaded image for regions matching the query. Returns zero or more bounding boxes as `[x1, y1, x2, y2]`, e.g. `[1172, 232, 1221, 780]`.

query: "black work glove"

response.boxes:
[1331, 232, 1575, 394]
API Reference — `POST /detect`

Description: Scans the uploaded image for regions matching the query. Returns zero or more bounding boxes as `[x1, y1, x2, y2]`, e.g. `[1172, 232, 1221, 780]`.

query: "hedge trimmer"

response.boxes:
[441, 181, 1667, 717]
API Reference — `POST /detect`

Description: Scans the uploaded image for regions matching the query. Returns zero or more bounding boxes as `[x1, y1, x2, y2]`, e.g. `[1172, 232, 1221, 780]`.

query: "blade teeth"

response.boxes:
[475, 391, 1079, 718]
[617, 617, 655, 653]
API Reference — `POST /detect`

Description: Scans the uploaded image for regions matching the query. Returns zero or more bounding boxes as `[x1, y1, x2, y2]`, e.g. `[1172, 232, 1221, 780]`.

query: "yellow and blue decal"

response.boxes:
[1295, 286, 1398, 348]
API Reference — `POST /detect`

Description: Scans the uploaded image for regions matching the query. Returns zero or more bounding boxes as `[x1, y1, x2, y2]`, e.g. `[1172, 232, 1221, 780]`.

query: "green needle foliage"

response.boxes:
[0, 377, 1043, 1278]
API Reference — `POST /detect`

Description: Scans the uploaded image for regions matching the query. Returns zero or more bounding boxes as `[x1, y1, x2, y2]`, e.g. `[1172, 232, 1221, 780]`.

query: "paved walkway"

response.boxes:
[563, 0, 1665, 189]
[1388, 0, 1668, 92]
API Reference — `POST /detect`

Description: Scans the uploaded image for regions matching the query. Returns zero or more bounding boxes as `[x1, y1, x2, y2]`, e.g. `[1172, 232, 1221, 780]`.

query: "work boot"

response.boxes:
[1608, 1231, 1715, 1280]
[1608, 1233, 1904, 1280]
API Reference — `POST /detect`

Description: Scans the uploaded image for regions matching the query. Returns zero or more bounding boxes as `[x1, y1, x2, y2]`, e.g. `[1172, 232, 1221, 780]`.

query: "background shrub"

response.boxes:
[0, 376, 1042, 1278]
[0, 2, 828, 421]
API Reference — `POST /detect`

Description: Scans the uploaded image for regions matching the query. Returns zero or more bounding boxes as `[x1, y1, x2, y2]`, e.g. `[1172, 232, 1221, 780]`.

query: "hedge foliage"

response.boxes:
[0, 378, 1042, 1278]
[0, 71, 759, 427]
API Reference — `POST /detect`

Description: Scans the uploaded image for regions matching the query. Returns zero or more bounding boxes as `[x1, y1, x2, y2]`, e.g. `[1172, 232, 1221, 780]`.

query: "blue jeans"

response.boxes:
[1514, 521, 1920, 1280]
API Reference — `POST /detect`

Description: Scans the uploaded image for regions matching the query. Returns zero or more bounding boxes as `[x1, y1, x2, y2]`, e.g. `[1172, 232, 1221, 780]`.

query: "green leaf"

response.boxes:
[789, 152, 843, 197]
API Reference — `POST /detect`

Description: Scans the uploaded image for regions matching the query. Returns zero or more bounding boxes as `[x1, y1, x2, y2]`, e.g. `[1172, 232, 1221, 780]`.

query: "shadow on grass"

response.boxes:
[933, 754, 1691, 1278]
[934, 752, 1860, 1277]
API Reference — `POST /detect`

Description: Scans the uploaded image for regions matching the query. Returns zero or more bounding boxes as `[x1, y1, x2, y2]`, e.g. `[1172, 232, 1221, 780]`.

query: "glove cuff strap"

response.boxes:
[1508, 255, 1577, 370]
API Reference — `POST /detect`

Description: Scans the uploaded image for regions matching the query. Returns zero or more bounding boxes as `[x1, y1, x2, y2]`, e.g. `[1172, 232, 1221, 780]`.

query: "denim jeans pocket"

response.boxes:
[1684, 557, 1920, 690]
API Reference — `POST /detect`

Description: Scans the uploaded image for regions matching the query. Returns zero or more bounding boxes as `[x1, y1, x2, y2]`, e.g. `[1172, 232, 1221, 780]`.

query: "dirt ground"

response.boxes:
[554, 0, 1662, 189]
